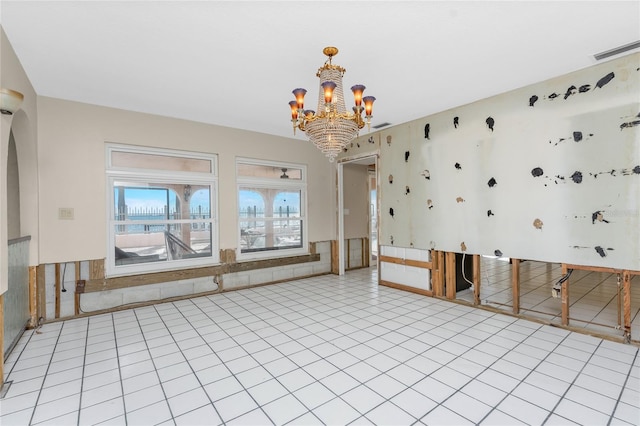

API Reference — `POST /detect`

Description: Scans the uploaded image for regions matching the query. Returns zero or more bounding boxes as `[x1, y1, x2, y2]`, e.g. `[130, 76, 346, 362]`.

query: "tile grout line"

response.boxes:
[26, 321, 75, 425]
[74, 319, 91, 425]
[162, 299, 247, 424]
[417, 309, 549, 424]
[606, 347, 639, 426]
[109, 313, 128, 425]
[130, 308, 177, 423]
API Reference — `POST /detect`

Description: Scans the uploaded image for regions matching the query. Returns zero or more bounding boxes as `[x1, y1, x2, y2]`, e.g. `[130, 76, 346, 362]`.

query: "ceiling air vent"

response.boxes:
[372, 122, 391, 129]
[594, 40, 640, 61]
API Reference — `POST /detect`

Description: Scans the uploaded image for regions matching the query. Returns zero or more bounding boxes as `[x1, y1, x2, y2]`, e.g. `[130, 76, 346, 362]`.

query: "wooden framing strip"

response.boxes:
[380, 280, 433, 297]
[29, 266, 37, 328]
[432, 250, 445, 297]
[512, 259, 520, 314]
[563, 264, 640, 275]
[377, 252, 435, 294]
[36, 264, 46, 321]
[561, 263, 570, 326]
[55, 263, 61, 319]
[473, 254, 481, 305]
[331, 240, 339, 274]
[89, 259, 105, 280]
[346, 239, 351, 269]
[378, 255, 433, 270]
[228, 254, 320, 273]
[445, 252, 456, 300]
[75, 261, 81, 316]
[363, 237, 370, 268]
[84, 253, 320, 293]
[623, 270, 631, 342]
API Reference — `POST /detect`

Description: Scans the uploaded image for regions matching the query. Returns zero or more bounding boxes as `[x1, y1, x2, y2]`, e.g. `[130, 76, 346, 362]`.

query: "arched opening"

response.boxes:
[7, 130, 20, 239]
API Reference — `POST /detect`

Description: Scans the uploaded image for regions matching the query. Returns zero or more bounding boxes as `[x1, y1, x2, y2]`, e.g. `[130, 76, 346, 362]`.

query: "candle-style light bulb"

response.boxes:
[292, 88, 307, 110]
[321, 81, 337, 105]
[289, 101, 298, 121]
[362, 96, 376, 118]
[351, 85, 366, 107]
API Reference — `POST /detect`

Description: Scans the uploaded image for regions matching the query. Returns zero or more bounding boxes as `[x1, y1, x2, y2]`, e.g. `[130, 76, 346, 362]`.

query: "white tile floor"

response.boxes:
[1, 267, 639, 425]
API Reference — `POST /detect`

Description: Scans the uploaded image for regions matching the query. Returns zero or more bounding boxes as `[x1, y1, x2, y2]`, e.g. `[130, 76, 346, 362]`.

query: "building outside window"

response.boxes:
[237, 158, 307, 260]
[106, 145, 218, 276]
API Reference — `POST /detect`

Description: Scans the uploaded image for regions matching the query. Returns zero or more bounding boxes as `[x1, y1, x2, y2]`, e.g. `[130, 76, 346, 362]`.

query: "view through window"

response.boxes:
[107, 145, 218, 275]
[237, 159, 307, 258]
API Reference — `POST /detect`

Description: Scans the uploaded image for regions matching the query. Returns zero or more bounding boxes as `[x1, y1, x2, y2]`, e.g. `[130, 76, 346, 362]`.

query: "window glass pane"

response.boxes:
[115, 225, 168, 265]
[273, 191, 301, 217]
[240, 219, 302, 253]
[114, 183, 211, 221]
[114, 223, 213, 266]
[166, 227, 212, 260]
[237, 163, 302, 180]
[239, 188, 300, 220]
[113, 182, 213, 267]
[112, 151, 212, 173]
[237, 159, 305, 259]
[239, 190, 265, 219]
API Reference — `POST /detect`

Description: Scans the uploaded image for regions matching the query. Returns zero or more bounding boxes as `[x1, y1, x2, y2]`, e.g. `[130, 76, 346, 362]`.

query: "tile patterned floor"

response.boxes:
[1, 267, 639, 425]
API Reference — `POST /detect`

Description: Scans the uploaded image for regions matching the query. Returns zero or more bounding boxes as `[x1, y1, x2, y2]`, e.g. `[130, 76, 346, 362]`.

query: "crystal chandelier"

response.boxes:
[289, 47, 375, 162]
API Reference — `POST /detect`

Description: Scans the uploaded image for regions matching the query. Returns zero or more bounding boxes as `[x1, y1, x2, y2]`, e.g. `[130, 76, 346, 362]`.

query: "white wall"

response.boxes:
[374, 53, 639, 270]
[343, 163, 369, 240]
[36, 97, 337, 264]
[1, 27, 38, 294]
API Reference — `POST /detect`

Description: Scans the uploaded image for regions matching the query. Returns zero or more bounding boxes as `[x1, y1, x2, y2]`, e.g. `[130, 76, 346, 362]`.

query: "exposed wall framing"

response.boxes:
[31, 241, 331, 323]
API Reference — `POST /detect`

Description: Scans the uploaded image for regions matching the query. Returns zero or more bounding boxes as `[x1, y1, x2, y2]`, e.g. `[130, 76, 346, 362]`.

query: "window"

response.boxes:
[237, 158, 307, 259]
[106, 145, 218, 276]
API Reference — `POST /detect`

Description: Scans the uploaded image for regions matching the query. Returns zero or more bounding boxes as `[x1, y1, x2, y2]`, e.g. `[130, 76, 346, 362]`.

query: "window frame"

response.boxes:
[236, 157, 308, 261]
[105, 144, 219, 277]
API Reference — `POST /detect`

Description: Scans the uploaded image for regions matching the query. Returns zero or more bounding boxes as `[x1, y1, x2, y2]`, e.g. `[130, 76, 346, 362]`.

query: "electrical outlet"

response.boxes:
[58, 208, 74, 220]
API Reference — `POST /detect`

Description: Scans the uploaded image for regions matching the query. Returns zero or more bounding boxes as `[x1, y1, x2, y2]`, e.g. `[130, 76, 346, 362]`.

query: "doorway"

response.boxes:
[369, 168, 377, 264]
[337, 154, 378, 275]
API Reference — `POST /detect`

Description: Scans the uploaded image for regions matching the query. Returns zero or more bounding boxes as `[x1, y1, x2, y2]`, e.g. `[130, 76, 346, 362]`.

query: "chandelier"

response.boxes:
[289, 47, 375, 162]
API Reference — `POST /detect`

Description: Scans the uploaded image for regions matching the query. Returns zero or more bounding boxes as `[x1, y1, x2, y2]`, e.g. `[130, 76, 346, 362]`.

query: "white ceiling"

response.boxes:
[1, 1, 639, 141]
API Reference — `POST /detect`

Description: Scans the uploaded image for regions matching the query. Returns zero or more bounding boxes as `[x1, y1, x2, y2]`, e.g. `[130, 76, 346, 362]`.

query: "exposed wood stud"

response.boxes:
[512, 258, 520, 314]
[331, 240, 340, 274]
[29, 266, 37, 327]
[55, 263, 61, 319]
[89, 259, 105, 280]
[363, 237, 370, 268]
[36, 264, 46, 321]
[561, 263, 570, 326]
[623, 270, 631, 342]
[75, 261, 81, 316]
[445, 251, 456, 300]
[432, 250, 445, 297]
[473, 254, 481, 305]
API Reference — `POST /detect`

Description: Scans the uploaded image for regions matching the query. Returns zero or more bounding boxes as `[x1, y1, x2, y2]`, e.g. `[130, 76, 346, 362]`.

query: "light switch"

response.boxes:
[59, 208, 74, 220]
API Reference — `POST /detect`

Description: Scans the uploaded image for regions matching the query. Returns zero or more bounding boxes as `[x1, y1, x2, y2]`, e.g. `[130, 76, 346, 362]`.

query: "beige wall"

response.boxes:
[343, 163, 369, 240]
[1, 27, 39, 294]
[36, 97, 337, 264]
